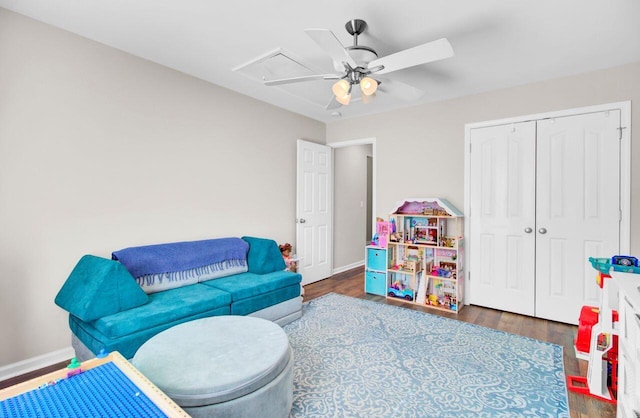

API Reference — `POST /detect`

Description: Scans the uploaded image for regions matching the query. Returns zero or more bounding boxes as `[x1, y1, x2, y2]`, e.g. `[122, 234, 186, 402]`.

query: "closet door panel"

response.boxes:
[469, 122, 536, 315]
[535, 111, 621, 324]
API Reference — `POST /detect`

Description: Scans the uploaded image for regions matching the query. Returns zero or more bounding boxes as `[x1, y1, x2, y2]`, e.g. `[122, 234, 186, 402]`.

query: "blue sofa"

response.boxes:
[55, 236, 302, 360]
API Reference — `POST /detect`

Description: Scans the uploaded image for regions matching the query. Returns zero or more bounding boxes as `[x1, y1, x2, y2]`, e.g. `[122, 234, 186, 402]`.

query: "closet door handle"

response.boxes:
[524, 227, 533, 233]
[538, 228, 547, 234]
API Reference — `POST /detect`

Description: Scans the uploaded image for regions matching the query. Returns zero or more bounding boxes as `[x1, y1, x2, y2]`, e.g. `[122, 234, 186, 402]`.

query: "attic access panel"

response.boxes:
[233, 48, 333, 107]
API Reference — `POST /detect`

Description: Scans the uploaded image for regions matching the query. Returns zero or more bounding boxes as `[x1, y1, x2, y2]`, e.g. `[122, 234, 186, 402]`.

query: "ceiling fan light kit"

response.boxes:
[331, 73, 377, 106]
[264, 18, 453, 110]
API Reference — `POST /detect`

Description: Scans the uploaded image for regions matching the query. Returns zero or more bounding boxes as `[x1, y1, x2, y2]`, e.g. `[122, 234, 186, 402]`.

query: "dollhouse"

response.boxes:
[365, 198, 465, 314]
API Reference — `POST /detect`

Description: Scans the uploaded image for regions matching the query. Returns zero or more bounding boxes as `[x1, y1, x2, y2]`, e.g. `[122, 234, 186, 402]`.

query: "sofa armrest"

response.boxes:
[55, 255, 148, 322]
[241, 237, 286, 274]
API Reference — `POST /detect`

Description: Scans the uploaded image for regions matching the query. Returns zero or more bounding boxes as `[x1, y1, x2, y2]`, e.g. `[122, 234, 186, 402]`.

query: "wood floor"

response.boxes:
[1, 267, 616, 417]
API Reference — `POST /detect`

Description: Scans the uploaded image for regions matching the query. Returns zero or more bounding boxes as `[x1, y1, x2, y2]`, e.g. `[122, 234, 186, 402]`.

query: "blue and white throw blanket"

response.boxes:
[112, 237, 249, 293]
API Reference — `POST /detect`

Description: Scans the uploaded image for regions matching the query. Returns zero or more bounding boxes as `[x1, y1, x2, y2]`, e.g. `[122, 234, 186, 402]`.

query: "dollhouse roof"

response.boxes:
[391, 198, 463, 217]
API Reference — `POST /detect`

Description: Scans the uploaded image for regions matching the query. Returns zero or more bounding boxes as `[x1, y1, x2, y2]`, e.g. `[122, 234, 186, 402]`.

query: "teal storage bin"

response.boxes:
[365, 271, 386, 296]
[367, 248, 387, 271]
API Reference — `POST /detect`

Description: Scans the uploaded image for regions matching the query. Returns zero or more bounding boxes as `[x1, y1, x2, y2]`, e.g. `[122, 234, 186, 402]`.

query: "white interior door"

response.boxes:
[469, 121, 537, 316]
[535, 111, 621, 324]
[296, 139, 332, 286]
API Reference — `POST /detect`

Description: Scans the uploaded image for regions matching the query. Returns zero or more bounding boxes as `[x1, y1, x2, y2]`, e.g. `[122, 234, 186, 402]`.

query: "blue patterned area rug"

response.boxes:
[283, 293, 569, 418]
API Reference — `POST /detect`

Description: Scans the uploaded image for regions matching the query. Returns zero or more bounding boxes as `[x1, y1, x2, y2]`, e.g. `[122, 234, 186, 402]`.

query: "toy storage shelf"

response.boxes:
[385, 198, 464, 314]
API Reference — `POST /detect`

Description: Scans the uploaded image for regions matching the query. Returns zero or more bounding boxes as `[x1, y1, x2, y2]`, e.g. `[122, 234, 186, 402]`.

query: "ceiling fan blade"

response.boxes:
[376, 77, 425, 102]
[369, 38, 453, 75]
[264, 74, 341, 86]
[325, 96, 342, 110]
[305, 28, 357, 70]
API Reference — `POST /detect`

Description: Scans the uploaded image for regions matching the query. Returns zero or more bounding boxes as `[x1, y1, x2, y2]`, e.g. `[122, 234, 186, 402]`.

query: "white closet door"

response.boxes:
[535, 111, 621, 324]
[469, 121, 537, 316]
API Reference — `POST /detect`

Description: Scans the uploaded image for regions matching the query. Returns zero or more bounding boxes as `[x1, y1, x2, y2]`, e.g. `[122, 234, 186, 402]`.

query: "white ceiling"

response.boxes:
[2, 0, 639, 123]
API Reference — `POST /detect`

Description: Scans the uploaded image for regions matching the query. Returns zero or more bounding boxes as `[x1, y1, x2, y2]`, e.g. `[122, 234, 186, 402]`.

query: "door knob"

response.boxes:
[524, 227, 532, 233]
[538, 228, 547, 234]
[299, 218, 306, 224]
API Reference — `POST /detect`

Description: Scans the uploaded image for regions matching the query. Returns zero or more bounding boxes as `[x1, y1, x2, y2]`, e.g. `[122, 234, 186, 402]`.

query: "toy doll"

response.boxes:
[279, 243, 297, 272]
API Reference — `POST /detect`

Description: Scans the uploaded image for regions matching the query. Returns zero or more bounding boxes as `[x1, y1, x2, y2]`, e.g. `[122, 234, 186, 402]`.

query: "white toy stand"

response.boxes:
[567, 259, 619, 404]
[584, 273, 617, 401]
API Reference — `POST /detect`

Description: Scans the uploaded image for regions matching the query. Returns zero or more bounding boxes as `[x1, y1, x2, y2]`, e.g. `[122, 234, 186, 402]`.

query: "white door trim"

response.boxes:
[326, 137, 377, 274]
[464, 100, 631, 304]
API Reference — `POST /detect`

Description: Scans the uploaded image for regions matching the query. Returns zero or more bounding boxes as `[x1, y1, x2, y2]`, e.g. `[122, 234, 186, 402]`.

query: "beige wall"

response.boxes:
[333, 144, 372, 269]
[327, 61, 640, 256]
[0, 9, 325, 366]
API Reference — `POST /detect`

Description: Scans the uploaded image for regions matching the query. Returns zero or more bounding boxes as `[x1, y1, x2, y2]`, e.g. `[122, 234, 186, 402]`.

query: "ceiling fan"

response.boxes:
[264, 19, 454, 109]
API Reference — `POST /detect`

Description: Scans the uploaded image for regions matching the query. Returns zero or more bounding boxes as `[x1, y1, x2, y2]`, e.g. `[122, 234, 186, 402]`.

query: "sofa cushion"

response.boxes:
[93, 284, 231, 338]
[231, 284, 301, 316]
[241, 236, 286, 274]
[70, 304, 231, 359]
[55, 255, 149, 322]
[202, 271, 301, 302]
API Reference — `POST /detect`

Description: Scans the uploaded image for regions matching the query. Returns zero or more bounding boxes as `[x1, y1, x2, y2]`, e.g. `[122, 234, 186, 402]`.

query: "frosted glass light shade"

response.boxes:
[336, 93, 351, 105]
[332, 80, 351, 97]
[360, 77, 378, 96]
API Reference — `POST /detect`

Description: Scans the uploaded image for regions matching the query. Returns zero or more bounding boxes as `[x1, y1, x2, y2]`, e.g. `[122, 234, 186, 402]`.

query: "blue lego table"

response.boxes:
[0, 352, 188, 418]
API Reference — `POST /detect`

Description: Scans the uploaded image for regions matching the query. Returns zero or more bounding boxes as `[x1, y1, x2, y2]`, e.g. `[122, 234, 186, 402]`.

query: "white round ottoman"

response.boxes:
[132, 316, 293, 418]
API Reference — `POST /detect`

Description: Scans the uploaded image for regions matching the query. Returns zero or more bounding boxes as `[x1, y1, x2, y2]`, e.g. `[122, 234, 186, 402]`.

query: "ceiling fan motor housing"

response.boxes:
[346, 46, 378, 67]
[344, 19, 378, 66]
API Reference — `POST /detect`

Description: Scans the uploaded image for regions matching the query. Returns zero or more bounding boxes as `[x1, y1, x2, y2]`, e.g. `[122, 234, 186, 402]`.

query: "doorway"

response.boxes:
[328, 138, 376, 274]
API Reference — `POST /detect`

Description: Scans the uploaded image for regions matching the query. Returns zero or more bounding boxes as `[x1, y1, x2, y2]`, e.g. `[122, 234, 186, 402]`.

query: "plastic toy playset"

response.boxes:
[567, 255, 640, 403]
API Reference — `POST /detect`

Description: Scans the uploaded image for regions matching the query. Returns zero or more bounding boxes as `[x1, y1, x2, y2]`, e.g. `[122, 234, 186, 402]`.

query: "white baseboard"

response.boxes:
[0, 346, 74, 382]
[332, 260, 364, 275]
